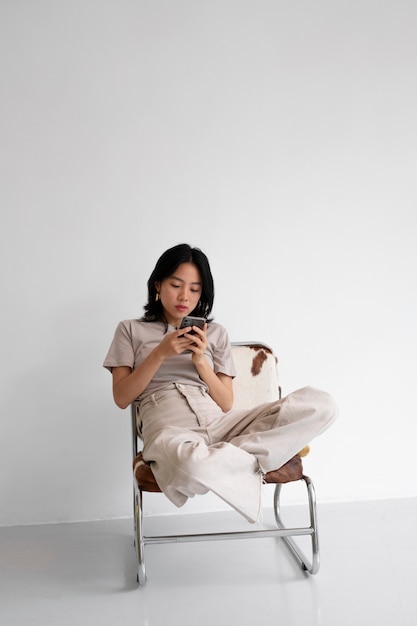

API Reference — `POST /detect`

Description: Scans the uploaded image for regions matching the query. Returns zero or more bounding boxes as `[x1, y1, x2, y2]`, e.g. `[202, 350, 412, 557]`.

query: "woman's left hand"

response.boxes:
[185, 322, 233, 411]
[185, 323, 208, 364]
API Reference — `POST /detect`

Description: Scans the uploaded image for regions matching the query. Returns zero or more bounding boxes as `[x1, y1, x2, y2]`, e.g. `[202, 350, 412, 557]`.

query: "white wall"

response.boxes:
[1, 0, 416, 526]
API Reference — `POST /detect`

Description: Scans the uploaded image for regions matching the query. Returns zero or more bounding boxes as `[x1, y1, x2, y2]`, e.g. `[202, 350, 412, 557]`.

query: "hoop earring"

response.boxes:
[155, 293, 160, 302]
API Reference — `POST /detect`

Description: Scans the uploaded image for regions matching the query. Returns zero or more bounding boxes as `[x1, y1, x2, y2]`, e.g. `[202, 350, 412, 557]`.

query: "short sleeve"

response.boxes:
[210, 324, 236, 378]
[103, 321, 135, 372]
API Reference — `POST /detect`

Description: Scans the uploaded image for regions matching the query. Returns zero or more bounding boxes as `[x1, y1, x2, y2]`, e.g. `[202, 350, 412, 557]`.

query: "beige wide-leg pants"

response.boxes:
[137, 383, 337, 523]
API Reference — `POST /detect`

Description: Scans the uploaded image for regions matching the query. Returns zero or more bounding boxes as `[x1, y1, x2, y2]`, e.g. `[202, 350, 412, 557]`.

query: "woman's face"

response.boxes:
[157, 262, 203, 327]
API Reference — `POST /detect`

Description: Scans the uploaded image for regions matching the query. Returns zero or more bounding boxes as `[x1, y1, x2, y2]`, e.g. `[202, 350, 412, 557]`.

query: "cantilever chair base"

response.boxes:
[131, 342, 321, 585]
[134, 472, 319, 585]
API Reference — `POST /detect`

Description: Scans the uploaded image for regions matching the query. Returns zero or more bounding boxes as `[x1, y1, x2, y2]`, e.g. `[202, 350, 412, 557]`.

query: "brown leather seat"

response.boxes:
[133, 448, 309, 492]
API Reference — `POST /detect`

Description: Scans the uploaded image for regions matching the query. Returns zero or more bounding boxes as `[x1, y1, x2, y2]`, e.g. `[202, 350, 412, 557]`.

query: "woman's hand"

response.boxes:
[157, 327, 197, 357]
[183, 323, 208, 364]
[185, 323, 234, 412]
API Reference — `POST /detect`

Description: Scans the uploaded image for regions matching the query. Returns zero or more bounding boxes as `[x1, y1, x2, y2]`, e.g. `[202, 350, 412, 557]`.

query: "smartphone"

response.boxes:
[179, 316, 206, 335]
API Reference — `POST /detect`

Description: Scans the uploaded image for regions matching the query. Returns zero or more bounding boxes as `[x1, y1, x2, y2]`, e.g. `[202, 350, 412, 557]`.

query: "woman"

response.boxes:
[104, 243, 337, 523]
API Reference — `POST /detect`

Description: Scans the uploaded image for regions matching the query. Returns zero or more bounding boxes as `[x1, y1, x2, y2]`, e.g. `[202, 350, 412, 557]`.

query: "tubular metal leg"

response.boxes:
[133, 475, 320, 584]
[134, 484, 146, 585]
[273, 475, 320, 575]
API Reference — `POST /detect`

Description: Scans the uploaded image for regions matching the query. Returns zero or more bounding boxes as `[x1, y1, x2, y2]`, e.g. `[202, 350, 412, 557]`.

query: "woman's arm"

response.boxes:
[111, 328, 196, 409]
[187, 324, 234, 412]
[194, 362, 234, 412]
[111, 349, 164, 409]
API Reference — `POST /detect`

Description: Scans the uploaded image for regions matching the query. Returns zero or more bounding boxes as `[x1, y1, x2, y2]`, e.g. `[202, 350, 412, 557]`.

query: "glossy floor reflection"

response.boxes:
[0, 498, 415, 626]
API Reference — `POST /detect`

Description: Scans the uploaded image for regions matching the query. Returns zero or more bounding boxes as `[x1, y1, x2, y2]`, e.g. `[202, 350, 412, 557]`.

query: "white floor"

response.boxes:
[0, 498, 415, 626]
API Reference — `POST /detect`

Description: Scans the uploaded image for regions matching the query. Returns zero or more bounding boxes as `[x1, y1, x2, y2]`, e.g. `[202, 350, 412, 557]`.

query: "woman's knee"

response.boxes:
[307, 386, 338, 428]
[169, 438, 211, 475]
[145, 428, 209, 474]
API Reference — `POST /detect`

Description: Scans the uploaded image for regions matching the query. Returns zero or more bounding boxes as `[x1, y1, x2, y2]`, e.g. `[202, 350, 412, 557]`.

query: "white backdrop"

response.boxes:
[1, 0, 416, 526]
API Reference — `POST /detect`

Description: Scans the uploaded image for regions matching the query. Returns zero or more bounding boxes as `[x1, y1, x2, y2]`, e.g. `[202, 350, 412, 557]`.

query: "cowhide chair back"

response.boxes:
[231, 342, 281, 409]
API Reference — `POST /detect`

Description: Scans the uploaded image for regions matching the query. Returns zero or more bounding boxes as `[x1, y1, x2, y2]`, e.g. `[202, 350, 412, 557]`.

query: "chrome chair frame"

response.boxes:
[131, 342, 320, 585]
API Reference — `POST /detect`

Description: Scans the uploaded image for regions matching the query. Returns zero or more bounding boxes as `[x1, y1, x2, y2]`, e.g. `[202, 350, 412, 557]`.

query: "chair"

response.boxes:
[131, 341, 320, 585]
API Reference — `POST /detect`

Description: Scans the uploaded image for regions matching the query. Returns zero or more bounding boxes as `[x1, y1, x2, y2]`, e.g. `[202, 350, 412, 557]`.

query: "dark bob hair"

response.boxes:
[142, 244, 214, 324]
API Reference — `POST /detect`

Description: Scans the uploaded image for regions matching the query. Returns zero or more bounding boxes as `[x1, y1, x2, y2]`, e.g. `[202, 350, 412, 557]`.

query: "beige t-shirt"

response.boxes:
[103, 319, 236, 401]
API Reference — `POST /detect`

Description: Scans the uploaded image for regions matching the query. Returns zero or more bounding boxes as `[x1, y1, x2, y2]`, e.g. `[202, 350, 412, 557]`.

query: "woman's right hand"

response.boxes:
[156, 327, 195, 357]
